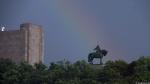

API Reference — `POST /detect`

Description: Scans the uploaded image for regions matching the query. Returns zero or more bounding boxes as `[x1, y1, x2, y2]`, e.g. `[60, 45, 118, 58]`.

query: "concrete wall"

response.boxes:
[0, 30, 25, 63]
[20, 23, 44, 65]
[0, 23, 44, 65]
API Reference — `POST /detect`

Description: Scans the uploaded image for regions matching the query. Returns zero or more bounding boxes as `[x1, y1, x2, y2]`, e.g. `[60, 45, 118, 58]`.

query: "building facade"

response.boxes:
[0, 23, 44, 65]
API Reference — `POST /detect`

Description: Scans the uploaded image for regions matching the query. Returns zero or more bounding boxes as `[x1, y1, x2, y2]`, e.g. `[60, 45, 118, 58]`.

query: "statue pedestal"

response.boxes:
[89, 64, 104, 70]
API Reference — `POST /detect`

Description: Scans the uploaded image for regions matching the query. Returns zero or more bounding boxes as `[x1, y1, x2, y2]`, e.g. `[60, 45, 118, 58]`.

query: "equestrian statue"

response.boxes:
[88, 45, 108, 65]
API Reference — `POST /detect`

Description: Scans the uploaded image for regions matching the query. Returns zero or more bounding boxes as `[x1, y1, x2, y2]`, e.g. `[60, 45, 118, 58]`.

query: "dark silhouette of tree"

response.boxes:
[103, 60, 128, 83]
[0, 56, 150, 84]
[132, 56, 150, 81]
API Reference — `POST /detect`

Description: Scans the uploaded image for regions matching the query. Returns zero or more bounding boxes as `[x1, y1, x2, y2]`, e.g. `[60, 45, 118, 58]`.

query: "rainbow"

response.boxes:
[49, 1, 120, 61]
[51, 1, 103, 45]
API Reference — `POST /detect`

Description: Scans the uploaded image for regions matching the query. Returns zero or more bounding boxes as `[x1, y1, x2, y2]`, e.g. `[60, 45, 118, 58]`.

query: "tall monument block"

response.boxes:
[0, 23, 44, 65]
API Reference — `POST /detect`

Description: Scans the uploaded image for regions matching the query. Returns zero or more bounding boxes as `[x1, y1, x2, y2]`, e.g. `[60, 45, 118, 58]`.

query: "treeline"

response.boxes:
[0, 56, 150, 84]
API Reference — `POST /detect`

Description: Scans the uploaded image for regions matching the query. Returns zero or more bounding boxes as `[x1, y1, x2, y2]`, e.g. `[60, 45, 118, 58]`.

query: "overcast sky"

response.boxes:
[0, 0, 150, 64]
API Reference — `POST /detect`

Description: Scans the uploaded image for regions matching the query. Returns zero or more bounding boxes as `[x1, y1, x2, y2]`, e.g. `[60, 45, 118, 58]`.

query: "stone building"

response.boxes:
[0, 23, 44, 65]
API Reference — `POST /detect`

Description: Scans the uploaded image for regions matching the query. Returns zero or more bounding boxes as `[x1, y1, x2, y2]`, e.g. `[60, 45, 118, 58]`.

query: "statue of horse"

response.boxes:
[88, 45, 108, 65]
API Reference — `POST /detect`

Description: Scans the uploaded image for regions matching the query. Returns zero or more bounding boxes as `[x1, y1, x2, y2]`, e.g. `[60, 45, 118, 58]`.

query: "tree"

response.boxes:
[48, 60, 99, 84]
[30, 63, 49, 84]
[103, 60, 128, 83]
[17, 62, 34, 84]
[0, 58, 18, 84]
[133, 56, 150, 81]
[0, 56, 150, 84]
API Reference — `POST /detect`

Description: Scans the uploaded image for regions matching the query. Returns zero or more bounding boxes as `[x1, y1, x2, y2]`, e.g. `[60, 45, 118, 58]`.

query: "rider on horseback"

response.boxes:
[88, 45, 108, 65]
